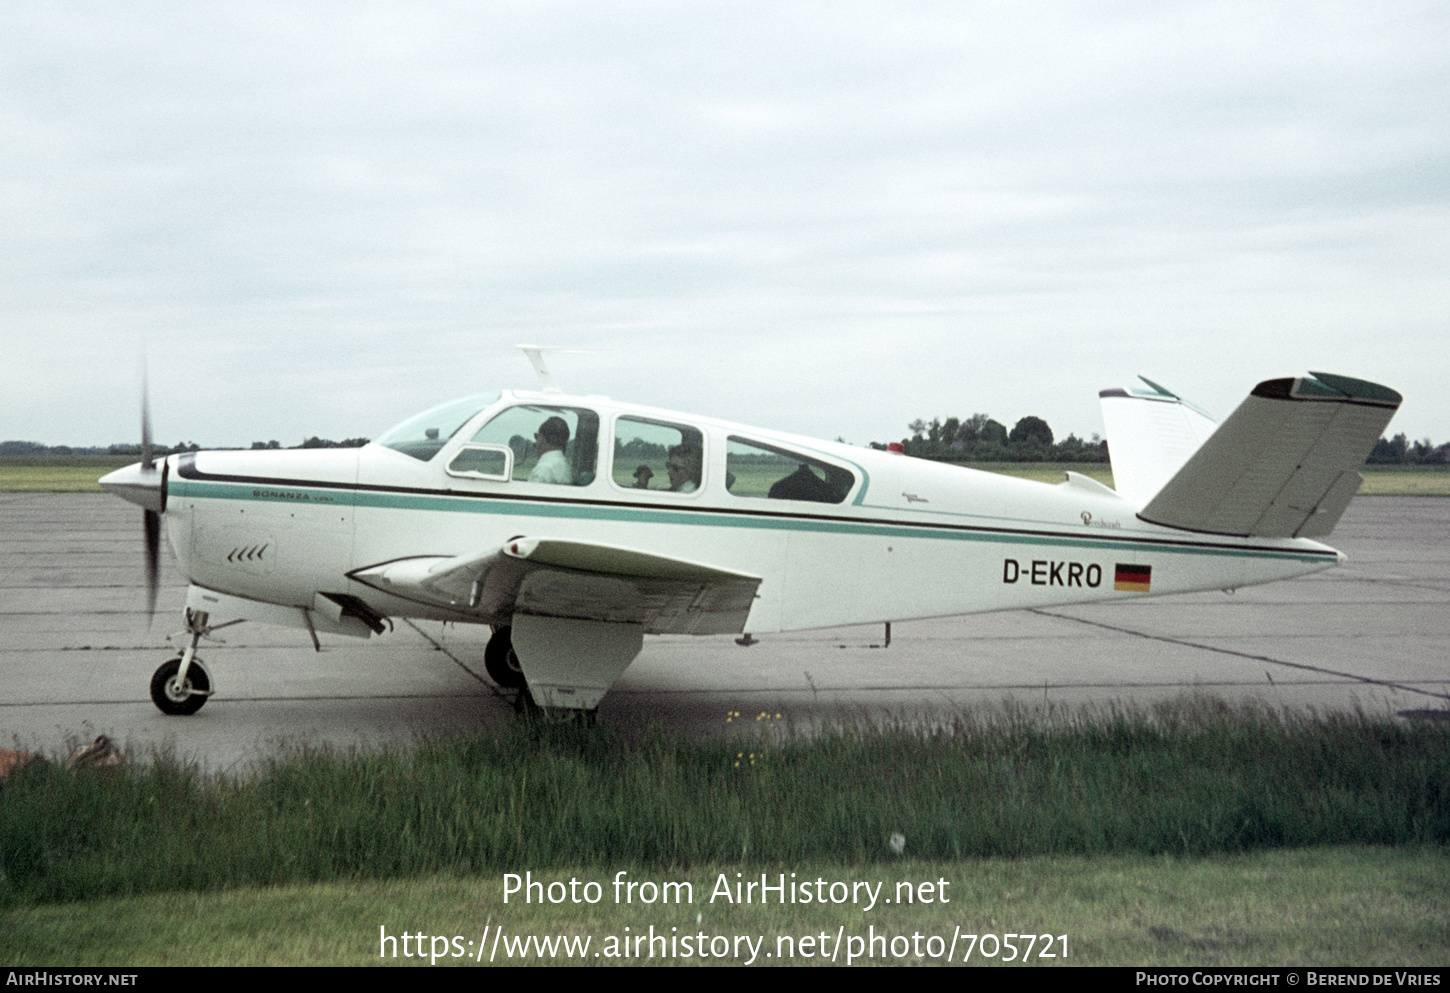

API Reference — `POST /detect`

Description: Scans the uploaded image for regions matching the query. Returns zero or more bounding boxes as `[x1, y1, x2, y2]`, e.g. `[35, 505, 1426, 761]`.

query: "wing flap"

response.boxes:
[1138, 373, 1400, 538]
[353, 537, 761, 635]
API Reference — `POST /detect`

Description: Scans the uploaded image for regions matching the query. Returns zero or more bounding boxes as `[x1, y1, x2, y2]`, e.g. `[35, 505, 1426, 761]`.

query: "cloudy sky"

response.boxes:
[3, 2, 1446, 451]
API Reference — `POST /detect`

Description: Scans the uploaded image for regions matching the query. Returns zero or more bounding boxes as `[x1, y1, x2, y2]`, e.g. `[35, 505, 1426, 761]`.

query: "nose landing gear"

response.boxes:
[149, 608, 215, 715]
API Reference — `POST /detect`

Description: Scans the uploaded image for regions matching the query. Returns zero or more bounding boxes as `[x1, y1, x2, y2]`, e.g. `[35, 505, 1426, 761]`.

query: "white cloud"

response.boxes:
[1, 2, 1446, 448]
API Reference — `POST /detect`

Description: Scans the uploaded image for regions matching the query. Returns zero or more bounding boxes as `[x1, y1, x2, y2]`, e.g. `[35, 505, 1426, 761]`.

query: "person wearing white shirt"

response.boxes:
[529, 417, 574, 485]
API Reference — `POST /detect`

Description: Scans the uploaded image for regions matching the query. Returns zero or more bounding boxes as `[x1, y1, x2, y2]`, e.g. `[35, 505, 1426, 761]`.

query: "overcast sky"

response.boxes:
[3, 2, 1446, 451]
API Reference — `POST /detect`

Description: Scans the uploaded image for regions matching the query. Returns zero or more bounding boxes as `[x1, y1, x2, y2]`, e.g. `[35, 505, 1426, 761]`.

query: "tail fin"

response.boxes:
[1131, 372, 1400, 538]
[1099, 377, 1219, 507]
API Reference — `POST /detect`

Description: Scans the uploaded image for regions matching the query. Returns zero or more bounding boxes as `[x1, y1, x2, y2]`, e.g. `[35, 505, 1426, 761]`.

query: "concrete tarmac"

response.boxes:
[1, 493, 1446, 771]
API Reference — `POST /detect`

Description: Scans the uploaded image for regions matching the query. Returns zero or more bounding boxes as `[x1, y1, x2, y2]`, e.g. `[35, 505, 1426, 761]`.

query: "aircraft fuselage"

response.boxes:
[159, 389, 1340, 638]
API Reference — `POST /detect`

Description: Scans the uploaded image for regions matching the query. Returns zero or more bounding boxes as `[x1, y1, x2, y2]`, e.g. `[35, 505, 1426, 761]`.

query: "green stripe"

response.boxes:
[170, 479, 1332, 563]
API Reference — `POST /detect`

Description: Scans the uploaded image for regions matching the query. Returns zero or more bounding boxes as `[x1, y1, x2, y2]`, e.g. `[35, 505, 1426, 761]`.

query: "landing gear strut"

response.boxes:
[150, 608, 214, 715]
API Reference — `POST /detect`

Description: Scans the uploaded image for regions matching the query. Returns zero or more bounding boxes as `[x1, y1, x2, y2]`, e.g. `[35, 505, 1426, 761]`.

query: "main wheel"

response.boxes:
[484, 626, 526, 688]
[150, 656, 211, 716]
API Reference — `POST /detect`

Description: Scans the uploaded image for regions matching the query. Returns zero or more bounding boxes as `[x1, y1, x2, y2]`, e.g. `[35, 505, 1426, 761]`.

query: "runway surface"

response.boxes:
[2, 493, 1446, 771]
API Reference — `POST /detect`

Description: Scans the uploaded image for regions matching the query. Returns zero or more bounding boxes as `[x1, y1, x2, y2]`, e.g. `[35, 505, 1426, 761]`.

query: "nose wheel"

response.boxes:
[149, 608, 215, 715]
[150, 656, 212, 715]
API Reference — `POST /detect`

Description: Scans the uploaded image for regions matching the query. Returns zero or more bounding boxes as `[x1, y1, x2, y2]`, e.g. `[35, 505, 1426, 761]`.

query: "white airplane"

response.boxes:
[100, 361, 1400, 719]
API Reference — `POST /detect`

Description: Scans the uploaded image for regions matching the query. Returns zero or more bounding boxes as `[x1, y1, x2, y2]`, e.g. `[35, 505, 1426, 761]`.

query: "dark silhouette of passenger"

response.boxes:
[768, 463, 838, 503]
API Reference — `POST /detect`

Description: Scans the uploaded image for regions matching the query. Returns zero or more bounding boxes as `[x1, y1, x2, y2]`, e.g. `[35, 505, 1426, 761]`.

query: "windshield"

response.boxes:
[376, 393, 501, 461]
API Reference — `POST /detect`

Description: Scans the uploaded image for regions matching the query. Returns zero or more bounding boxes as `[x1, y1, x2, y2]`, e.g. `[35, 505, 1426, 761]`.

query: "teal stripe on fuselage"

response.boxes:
[169, 478, 1333, 564]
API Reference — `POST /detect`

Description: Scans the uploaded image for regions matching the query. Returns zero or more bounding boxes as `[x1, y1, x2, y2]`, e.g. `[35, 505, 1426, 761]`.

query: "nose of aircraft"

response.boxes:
[99, 461, 166, 513]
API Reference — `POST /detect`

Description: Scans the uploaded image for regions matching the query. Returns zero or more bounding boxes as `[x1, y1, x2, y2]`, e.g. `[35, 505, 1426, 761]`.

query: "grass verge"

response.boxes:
[2, 701, 1446, 911]
[2, 850, 1445, 965]
[961, 462, 1450, 495]
[0, 456, 136, 492]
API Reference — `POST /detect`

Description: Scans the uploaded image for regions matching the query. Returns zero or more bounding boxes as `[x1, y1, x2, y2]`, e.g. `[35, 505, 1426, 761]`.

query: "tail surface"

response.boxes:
[1101, 372, 1400, 539]
[1098, 377, 1218, 507]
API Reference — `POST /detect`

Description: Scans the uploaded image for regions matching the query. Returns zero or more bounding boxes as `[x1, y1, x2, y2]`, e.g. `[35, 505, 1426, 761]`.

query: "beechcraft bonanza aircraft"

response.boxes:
[100, 359, 1400, 718]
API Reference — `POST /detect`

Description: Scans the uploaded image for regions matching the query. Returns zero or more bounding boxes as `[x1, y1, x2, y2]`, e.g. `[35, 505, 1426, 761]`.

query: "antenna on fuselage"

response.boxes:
[518, 344, 601, 394]
[517, 344, 562, 393]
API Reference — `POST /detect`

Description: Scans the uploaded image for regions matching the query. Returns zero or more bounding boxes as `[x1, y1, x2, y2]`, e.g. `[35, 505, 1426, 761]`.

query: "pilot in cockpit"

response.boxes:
[529, 416, 574, 485]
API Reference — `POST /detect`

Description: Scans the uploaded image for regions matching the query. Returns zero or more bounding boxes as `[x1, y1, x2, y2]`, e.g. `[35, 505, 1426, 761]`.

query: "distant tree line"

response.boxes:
[1368, 433, 1449, 465]
[251, 437, 370, 450]
[0, 438, 369, 456]
[871, 417, 1450, 467]
[871, 414, 1109, 463]
[0, 441, 113, 456]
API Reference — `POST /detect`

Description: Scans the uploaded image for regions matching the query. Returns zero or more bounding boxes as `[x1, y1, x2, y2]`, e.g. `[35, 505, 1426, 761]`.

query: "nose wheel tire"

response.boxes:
[150, 656, 211, 716]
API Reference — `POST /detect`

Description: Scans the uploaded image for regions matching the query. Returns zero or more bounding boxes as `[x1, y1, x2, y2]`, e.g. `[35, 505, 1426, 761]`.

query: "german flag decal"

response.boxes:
[1114, 563, 1152, 592]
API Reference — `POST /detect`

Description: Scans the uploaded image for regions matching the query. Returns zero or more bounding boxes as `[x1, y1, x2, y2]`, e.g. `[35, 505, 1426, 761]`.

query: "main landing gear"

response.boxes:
[485, 625, 597, 726]
[484, 625, 526, 689]
[150, 608, 214, 715]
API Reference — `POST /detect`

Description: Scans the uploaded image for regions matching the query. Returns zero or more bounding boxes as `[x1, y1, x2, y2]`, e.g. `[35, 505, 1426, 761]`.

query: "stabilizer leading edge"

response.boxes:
[1135, 372, 1400, 539]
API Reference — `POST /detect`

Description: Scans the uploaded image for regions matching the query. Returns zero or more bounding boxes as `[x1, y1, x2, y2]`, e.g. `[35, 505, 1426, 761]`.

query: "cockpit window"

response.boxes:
[467, 404, 600, 485]
[376, 393, 501, 461]
[726, 436, 854, 504]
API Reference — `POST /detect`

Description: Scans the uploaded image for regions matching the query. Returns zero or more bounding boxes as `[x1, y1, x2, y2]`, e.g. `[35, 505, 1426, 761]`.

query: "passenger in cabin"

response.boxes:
[768, 462, 838, 502]
[632, 465, 654, 489]
[665, 443, 702, 493]
[529, 416, 574, 485]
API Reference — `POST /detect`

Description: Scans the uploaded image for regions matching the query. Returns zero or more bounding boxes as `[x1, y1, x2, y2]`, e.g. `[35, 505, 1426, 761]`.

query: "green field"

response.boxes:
[0, 455, 137, 492]
[1358, 464, 1450, 495]
[5, 455, 1446, 494]
[2, 702, 1447, 968]
[952, 461, 1450, 495]
[2, 848, 1445, 966]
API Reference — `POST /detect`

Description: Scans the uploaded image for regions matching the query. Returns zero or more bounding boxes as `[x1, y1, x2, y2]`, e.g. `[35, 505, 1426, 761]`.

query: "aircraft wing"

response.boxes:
[1137, 372, 1401, 538]
[352, 537, 761, 635]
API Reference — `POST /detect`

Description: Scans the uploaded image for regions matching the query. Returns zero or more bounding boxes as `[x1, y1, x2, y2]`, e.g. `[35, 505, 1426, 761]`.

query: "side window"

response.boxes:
[613, 417, 704, 494]
[726, 437, 854, 504]
[446, 445, 511, 481]
[459, 405, 599, 486]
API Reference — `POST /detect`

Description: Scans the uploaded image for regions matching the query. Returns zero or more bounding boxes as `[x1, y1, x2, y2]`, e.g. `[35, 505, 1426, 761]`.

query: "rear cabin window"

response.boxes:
[726, 437, 854, 504]
[462, 404, 600, 486]
[612, 417, 704, 494]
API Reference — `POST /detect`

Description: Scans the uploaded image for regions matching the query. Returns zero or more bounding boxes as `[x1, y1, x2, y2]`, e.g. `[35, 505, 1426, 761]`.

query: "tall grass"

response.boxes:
[2, 700, 1445, 907]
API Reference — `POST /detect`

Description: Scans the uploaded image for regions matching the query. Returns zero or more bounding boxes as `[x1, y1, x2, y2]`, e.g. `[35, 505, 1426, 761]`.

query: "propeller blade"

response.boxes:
[144, 509, 161, 621]
[141, 364, 153, 471]
[140, 360, 161, 621]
